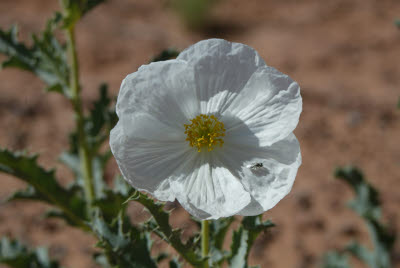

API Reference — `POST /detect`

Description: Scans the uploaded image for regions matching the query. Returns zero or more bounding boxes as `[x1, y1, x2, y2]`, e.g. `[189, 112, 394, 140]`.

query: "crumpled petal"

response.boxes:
[216, 133, 301, 216]
[224, 67, 302, 147]
[178, 39, 301, 147]
[110, 38, 302, 220]
[110, 120, 188, 201]
[116, 60, 200, 127]
[110, 60, 200, 199]
[177, 39, 267, 114]
[169, 152, 251, 219]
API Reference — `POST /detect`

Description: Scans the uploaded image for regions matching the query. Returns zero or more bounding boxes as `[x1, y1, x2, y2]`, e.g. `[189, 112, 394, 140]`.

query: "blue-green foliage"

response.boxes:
[60, 83, 118, 201]
[91, 210, 158, 268]
[322, 251, 350, 268]
[0, 149, 88, 228]
[228, 216, 274, 268]
[125, 191, 204, 267]
[0, 14, 69, 96]
[0, 237, 61, 268]
[395, 19, 400, 28]
[322, 166, 395, 268]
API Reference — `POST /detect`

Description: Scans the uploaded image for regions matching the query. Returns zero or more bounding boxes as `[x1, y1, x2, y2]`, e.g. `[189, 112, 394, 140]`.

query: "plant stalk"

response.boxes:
[202, 220, 210, 268]
[65, 23, 95, 212]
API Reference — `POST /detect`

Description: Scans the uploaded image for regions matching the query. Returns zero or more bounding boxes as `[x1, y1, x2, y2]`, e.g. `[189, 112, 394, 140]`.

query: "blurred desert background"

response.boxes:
[1, 0, 400, 267]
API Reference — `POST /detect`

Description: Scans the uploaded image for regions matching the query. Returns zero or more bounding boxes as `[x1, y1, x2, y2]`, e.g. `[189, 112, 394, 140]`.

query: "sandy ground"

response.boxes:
[0, 0, 400, 267]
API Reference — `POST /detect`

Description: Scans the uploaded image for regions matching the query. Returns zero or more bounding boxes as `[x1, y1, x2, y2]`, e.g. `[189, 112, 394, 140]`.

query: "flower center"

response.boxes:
[184, 114, 225, 152]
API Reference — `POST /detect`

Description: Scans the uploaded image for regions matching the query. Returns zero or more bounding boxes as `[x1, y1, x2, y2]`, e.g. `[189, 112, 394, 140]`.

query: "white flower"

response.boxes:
[110, 39, 302, 220]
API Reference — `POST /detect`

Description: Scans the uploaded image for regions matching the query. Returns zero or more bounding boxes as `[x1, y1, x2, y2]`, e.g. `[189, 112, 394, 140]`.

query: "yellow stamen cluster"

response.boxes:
[184, 114, 226, 152]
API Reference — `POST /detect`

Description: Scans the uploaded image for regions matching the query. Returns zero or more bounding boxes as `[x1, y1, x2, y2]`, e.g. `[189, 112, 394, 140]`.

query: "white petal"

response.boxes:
[170, 152, 251, 220]
[110, 60, 202, 200]
[216, 133, 301, 216]
[177, 39, 267, 114]
[223, 67, 302, 147]
[110, 119, 190, 201]
[116, 60, 200, 127]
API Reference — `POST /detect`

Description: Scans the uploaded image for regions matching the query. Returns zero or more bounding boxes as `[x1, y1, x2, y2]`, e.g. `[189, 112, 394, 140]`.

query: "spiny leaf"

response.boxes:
[90, 210, 157, 268]
[66, 84, 117, 157]
[126, 191, 204, 266]
[0, 15, 70, 96]
[0, 148, 87, 229]
[60, 152, 108, 199]
[395, 19, 400, 28]
[155, 253, 168, 263]
[228, 215, 274, 268]
[62, 84, 117, 199]
[345, 242, 374, 267]
[169, 258, 182, 268]
[209, 217, 234, 250]
[44, 209, 80, 227]
[93, 188, 134, 222]
[335, 166, 380, 220]
[334, 166, 395, 268]
[0, 237, 61, 268]
[7, 186, 46, 203]
[113, 175, 131, 197]
[85, 84, 117, 154]
[194, 217, 235, 265]
[321, 251, 351, 268]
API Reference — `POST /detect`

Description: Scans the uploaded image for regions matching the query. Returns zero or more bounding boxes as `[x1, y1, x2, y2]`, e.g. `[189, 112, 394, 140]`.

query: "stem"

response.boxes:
[65, 23, 95, 212]
[202, 220, 210, 268]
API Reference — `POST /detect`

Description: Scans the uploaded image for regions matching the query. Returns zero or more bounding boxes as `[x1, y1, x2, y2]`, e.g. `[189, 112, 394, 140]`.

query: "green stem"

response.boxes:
[202, 220, 210, 268]
[65, 23, 95, 212]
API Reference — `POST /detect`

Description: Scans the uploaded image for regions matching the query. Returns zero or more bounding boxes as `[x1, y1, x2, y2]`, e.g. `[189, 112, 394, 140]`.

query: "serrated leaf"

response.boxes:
[169, 258, 182, 268]
[335, 166, 395, 268]
[155, 252, 168, 263]
[113, 175, 130, 197]
[0, 15, 70, 96]
[0, 148, 87, 229]
[210, 217, 234, 250]
[87, 84, 110, 136]
[66, 84, 117, 157]
[44, 209, 80, 227]
[94, 188, 134, 222]
[7, 185, 46, 203]
[0, 237, 61, 268]
[346, 242, 374, 266]
[85, 84, 117, 154]
[126, 191, 204, 267]
[150, 48, 179, 62]
[335, 166, 380, 220]
[321, 251, 351, 268]
[395, 19, 400, 28]
[228, 215, 274, 268]
[60, 153, 107, 199]
[90, 210, 157, 268]
[93, 253, 109, 268]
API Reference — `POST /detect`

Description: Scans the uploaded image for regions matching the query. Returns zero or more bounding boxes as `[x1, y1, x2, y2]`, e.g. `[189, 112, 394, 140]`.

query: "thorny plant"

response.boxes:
[0, 2, 397, 268]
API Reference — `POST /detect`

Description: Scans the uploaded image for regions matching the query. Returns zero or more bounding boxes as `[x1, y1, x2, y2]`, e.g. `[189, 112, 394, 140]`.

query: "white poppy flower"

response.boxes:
[110, 39, 302, 220]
